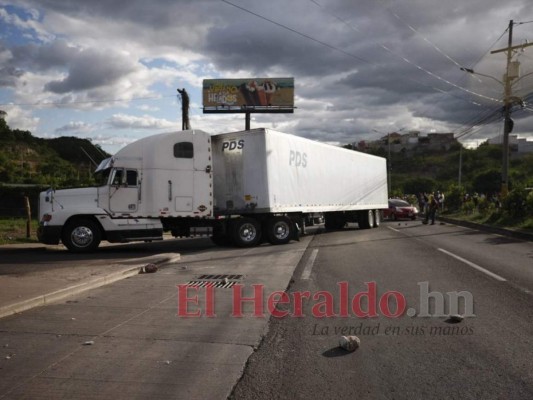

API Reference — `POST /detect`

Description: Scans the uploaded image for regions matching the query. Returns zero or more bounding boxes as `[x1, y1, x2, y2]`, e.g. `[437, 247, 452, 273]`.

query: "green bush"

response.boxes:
[526, 191, 533, 216]
[477, 197, 495, 215]
[502, 187, 528, 219]
[462, 200, 475, 214]
[444, 184, 464, 212]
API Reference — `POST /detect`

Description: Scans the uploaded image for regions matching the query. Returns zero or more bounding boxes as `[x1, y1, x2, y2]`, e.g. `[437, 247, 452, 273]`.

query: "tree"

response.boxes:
[472, 170, 501, 194]
[402, 177, 437, 194]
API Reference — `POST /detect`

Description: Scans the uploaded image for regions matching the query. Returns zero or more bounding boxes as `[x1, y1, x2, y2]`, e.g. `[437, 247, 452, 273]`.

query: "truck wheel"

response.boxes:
[231, 217, 262, 247]
[373, 210, 381, 228]
[62, 219, 101, 252]
[358, 210, 374, 229]
[266, 216, 292, 245]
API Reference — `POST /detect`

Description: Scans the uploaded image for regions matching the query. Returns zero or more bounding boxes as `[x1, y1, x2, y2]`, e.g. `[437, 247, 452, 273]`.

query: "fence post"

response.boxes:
[24, 196, 31, 238]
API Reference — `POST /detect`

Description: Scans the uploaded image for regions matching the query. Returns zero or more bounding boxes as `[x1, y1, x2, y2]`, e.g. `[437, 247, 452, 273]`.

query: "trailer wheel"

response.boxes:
[231, 217, 262, 247]
[358, 210, 374, 229]
[266, 216, 292, 245]
[62, 218, 101, 252]
[373, 210, 381, 228]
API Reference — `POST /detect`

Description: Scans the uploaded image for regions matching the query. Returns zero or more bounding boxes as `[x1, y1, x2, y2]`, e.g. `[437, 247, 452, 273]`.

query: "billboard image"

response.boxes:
[203, 78, 294, 113]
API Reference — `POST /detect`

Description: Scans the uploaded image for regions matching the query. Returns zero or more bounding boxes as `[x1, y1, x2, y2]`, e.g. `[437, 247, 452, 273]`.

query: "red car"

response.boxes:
[383, 199, 419, 220]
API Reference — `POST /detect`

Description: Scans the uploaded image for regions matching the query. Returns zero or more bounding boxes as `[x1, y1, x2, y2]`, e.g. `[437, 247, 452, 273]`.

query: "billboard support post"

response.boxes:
[245, 112, 251, 131]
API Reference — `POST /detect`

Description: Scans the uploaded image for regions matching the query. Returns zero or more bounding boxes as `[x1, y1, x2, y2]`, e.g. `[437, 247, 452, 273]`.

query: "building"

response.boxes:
[364, 131, 457, 153]
[488, 134, 533, 154]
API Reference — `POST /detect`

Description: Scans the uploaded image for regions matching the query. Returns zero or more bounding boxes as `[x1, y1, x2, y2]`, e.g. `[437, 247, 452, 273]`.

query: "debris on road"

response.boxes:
[339, 335, 360, 352]
[83, 340, 95, 346]
[140, 263, 158, 274]
[445, 314, 464, 324]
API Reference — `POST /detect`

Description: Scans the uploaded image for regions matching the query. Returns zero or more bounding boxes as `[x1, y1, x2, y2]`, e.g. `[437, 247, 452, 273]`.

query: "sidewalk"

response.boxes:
[0, 238, 312, 399]
[0, 245, 180, 319]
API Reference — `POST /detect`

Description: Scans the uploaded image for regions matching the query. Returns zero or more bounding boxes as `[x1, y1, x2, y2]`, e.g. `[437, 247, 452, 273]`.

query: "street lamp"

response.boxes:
[461, 65, 522, 196]
[461, 20, 533, 196]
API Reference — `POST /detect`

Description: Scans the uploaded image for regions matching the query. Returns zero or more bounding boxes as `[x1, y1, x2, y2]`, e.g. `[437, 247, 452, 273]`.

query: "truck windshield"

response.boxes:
[94, 168, 111, 186]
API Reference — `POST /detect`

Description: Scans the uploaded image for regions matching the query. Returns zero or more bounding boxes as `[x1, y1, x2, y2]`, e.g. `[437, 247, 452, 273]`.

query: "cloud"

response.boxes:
[3, 105, 39, 132]
[55, 121, 93, 133]
[1, 0, 532, 154]
[106, 113, 177, 130]
[44, 46, 137, 93]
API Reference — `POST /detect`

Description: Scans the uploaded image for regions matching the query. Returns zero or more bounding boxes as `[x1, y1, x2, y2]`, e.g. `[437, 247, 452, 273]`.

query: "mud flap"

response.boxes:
[293, 221, 301, 241]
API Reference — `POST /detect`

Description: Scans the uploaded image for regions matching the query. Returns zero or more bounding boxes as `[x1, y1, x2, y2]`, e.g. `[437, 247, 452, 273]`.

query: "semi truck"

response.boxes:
[37, 128, 388, 252]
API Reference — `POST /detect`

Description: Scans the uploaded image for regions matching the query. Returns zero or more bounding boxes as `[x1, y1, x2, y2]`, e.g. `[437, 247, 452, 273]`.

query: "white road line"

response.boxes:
[388, 226, 400, 233]
[301, 249, 319, 280]
[438, 248, 507, 282]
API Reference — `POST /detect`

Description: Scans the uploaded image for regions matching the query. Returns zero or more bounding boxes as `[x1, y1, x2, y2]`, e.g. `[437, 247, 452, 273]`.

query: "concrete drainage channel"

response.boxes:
[0, 252, 181, 319]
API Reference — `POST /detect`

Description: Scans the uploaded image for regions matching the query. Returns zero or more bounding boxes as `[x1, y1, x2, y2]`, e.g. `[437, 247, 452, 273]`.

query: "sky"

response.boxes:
[1, 0, 533, 154]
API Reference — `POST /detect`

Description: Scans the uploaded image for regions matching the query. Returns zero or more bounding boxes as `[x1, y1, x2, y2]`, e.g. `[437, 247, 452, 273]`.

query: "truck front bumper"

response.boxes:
[37, 225, 62, 245]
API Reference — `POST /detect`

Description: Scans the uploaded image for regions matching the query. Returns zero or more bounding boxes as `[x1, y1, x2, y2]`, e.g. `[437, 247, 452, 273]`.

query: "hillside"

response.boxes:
[360, 142, 533, 197]
[1, 113, 532, 196]
[0, 117, 110, 187]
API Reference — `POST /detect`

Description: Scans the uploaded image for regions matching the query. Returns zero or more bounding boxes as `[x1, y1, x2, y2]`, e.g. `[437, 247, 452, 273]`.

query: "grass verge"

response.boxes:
[0, 218, 39, 245]
[444, 211, 533, 232]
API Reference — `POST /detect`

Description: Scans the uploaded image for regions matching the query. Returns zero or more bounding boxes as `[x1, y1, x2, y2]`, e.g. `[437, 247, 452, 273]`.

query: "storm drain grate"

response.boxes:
[186, 280, 237, 289]
[197, 274, 243, 280]
[185, 274, 243, 289]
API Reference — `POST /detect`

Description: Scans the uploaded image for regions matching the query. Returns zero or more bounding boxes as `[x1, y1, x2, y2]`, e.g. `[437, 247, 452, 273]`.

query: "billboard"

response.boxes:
[203, 78, 294, 113]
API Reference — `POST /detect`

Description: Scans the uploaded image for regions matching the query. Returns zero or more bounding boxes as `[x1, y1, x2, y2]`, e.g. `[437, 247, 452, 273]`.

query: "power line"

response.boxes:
[382, 6, 467, 71]
[307, 2, 529, 142]
[224, 0, 502, 108]
[309, 0, 517, 133]
[222, 0, 371, 65]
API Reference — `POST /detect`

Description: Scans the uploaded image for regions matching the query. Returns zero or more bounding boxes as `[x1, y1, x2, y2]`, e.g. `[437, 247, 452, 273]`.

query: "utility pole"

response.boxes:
[458, 145, 462, 187]
[498, 20, 513, 197]
[387, 133, 392, 194]
[177, 88, 191, 130]
[490, 20, 533, 196]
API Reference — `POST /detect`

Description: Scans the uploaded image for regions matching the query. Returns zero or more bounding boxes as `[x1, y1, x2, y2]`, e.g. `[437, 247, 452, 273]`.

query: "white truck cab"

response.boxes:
[38, 130, 213, 251]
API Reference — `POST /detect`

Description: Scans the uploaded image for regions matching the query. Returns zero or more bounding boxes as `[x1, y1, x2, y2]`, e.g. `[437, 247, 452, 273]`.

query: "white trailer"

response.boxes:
[37, 128, 388, 252]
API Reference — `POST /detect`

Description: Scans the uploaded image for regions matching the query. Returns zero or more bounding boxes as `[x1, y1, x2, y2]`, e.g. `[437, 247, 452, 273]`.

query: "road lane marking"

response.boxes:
[301, 249, 319, 280]
[438, 248, 507, 282]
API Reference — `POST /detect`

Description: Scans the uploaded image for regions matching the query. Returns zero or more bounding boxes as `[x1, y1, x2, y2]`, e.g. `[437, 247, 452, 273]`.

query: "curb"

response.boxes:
[0, 252, 181, 320]
[438, 216, 533, 242]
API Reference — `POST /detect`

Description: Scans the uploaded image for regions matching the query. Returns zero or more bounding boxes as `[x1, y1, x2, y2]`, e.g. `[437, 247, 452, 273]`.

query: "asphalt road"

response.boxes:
[0, 236, 217, 276]
[231, 220, 533, 400]
[1, 221, 532, 399]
